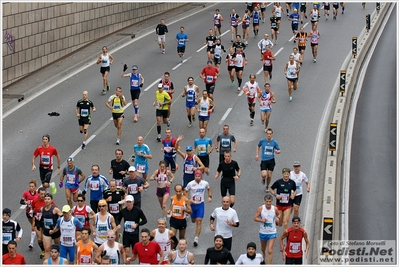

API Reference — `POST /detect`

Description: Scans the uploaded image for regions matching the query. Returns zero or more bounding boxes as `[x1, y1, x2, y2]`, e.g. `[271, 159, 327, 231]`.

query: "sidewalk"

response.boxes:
[2, 3, 208, 115]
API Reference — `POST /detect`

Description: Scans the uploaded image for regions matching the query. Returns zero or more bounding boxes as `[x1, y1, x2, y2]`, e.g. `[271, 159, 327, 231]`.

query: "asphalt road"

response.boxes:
[348, 4, 396, 245]
[2, 2, 391, 264]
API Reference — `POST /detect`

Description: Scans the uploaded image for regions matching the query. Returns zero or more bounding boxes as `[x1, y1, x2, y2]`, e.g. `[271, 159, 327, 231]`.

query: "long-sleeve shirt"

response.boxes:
[83, 175, 110, 201]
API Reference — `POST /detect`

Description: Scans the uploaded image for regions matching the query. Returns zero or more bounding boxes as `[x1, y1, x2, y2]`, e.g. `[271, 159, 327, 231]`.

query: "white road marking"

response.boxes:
[172, 56, 192, 70]
[144, 77, 163, 91]
[218, 108, 232, 125]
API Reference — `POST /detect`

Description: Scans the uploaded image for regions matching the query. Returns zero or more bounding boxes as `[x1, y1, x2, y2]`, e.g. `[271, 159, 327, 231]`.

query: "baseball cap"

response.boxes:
[264, 33, 269, 36]
[132, 65, 138, 70]
[158, 83, 163, 88]
[185, 146, 193, 151]
[128, 166, 136, 172]
[62, 205, 71, 213]
[126, 195, 134, 202]
[194, 170, 203, 177]
[207, 60, 213, 64]
[282, 168, 290, 173]
[293, 161, 301, 167]
[67, 157, 74, 162]
[3, 208, 11, 217]
[98, 199, 107, 206]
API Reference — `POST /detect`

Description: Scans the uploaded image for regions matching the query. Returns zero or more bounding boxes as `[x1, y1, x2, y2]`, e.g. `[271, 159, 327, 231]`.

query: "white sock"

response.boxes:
[31, 231, 36, 244]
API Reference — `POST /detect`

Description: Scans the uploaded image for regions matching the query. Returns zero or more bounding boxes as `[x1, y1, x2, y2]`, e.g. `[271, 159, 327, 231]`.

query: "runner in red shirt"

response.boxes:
[279, 216, 310, 264]
[32, 134, 61, 191]
[199, 60, 220, 101]
[2, 241, 26, 264]
[20, 179, 39, 249]
[127, 228, 164, 265]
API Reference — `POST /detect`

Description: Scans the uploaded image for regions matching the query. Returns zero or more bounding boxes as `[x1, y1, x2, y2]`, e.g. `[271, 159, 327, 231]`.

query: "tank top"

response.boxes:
[214, 44, 223, 58]
[230, 14, 238, 26]
[244, 14, 251, 26]
[65, 166, 79, 187]
[156, 169, 168, 185]
[286, 61, 298, 79]
[47, 258, 64, 265]
[172, 251, 190, 264]
[154, 229, 171, 261]
[214, 14, 221, 25]
[198, 98, 210, 117]
[110, 95, 124, 113]
[310, 30, 319, 44]
[263, 51, 273, 66]
[297, 32, 307, 47]
[100, 53, 110, 67]
[291, 52, 300, 62]
[162, 137, 177, 158]
[227, 53, 235, 66]
[310, 9, 318, 21]
[42, 205, 58, 234]
[183, 155, 197, 175]
[129, 73, 141, 90]
[76, 240, 94, 265]
[253, 11, 260, 24]
[103, 241, 121, 265]
[275, 6, 282, 17]
[285, 227, 305, 258]
[260, 91, 273, 111]
[259, 204, 277, 234]
[185, 84, 197, 105]
[59, 217, 76, 247]
[94, 214, 112, 245]
[72, 205, 90, 228]
[171, 196, 187, 220]
[234, 52, 245, 67]
[162, 80, 173, 98]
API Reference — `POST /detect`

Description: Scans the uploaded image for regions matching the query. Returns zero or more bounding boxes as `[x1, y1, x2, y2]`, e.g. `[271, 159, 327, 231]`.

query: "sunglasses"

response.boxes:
[99, 205, 107, 208]
[107, 236, 115, 238]
[77, 200, 84, 202]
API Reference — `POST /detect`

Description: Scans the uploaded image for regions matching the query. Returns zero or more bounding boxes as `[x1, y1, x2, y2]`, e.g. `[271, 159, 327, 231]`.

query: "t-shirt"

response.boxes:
[33, 145, 58, 168]
[204, 247, 235, 264]
[194, 137, 213, 156]
[133, 241, 161, 265]
[76, 99, 94, 118]
[217, 160, 240, 180]
[257, 138, 280, 161]
[2, 253, 27, 264]
[235, 253, 264, 264]
[201, 67, 219, 84]
[155, 91, 171, 110]
[217, 133, 236, 153]
[176, 32, 188, 47]
[271, 178, 297, 207]
[185, 180, 210, 204]
[210, 207, 239, 238]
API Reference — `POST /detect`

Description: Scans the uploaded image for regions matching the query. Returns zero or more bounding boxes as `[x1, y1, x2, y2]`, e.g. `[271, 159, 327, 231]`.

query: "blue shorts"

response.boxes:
[198, 115, 210, 122]
[134, 161, 149, 174]
[186, 101, 195, 108]
[293, 3, 299, 9]
[60, 244, 75, 263]
[190, 202, 205, 219]
[260, 108, 271, 113]
[259, 233, 277, 242]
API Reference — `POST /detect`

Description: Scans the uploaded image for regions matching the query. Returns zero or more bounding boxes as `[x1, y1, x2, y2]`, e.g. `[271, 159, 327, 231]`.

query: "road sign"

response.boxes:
[376, 2, 380, 14]
[352, 37, 357, 58]
[340, 70, 346, 95]
[323, 217, 333, 241]
[329, 123, 337, 154]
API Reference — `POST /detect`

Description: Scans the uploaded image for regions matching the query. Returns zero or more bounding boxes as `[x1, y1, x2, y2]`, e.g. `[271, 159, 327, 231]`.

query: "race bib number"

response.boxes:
[90, 181, 100, 191]
[280, 193, 289, 204]
[66, 174, 76, 184]
[271, 22, 277, 27]
[192, 195, 202, 203]
[128, 184, 138, 194]
[124, 221, 136, 233]
[131, 80, 139, 87]
[115, 179, 123, 188]
[62, 236, 73, 246]
[172, 206, 182, 217]
[109, 203, 119, 213]
[80, 255, 92, 264]
[44, 218, 53, 229]
[41, 155, 50, 164]
[113, 104, 121, 111]
[289, 242, 301, 253]
[2, 233, 12, 243]
[35, 212, 42, 221]
[264, 59, 271, 66]
[206, 75, 213, 82]
[214, 54, 220, 58]
[179, 39, 185, 45]
[185, 164, 194, 174]
[80, 109, 89, 117]
[136, 164, 146, 173]
[187, 94, 194, 102]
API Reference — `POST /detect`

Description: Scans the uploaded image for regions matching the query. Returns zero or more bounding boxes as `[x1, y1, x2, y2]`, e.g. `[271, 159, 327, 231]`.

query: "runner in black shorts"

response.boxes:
[214, 151, 240, 207]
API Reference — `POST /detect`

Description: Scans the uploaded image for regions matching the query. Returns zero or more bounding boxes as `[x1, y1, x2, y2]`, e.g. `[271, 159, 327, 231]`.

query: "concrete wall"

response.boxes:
[2, 2, 185, 87]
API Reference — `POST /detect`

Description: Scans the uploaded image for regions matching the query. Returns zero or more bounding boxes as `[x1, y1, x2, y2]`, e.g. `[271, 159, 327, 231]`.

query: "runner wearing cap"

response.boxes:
[92, 199, 117, 247]
[116, 194, 148, 261]
[32, 134, 61, 193]
[199, 60, 220, 101]
[270, 168, 297, 230]
[105, 87, 127, 145]
[50, 205, 84, 264]
[60, 157, 86, 208]
[122, 166, 149, 209]
[2, 208, 23, 255]
[184, 170, 212, 247]
[43, 245, 68, 265]
[290, 161, 310, 218]
[121, 64, 144, 122]
[279, 216, 310, 264]
[149, 160, 175, 219]
[175, 134, 205, 188]
[154, 83, 172, 142]
[195, 90, 215, 132]
[236, 242, 265, 264]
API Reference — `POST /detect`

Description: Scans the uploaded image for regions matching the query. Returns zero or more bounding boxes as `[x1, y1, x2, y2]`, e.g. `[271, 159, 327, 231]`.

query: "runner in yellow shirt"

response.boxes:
[106, 87, 127, 145]
[153, 84, 171, 142]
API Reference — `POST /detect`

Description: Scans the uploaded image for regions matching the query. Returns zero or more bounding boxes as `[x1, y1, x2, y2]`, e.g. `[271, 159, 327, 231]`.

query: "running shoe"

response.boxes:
[250, 119, 254, 126]
[29, 243, 33, 249]
[50, 182, 57, 195]
[231, 81, 235, 87]
[262, 179, 265, 185]
[167, 119, 171, 127]
[193, 236, 199, 247]
[305, 15, 308, 19]
[192, 115, 196, 122]
[107, 83, 110, 91]
[333, 16, 336, 20]
[289, 96, 293, 102]
[188, 122, 192, 128]
[269, 74, 272, 80]
[237, 87, 241, 92]
[301, 20, 303, 24]
[81, 143, 86, 150]
[262, 19, 265, 23]
[101, 89, 106, 95]
[162, 49, 165, 54]
[156, 135, 161, 142]
[293, 39, 296, 43]
[261, 120, 264, 125]
[40, 251, 45, 259]
[313, 58, 317, 63]
[116, 139, 120, 145]
[264, 128, 267, 133]
[134, 114, 138, 122]
[265, 186, 269, 192]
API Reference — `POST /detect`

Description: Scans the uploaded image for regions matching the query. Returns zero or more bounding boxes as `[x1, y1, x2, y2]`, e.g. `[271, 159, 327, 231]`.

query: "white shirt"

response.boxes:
[185, 180, 210, 204]
[290, 170, 309, 195]
[211, 207, 239, 238]
[235, 253, 264, 265]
